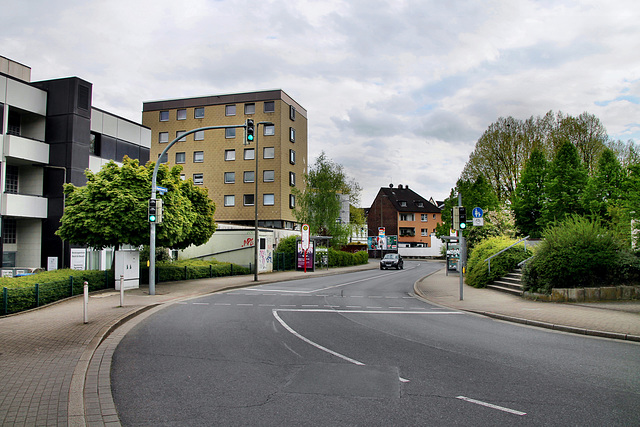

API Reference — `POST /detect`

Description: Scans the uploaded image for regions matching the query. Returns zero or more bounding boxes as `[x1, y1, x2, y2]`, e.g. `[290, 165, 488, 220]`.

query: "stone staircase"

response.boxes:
[488, 268, 524, 296]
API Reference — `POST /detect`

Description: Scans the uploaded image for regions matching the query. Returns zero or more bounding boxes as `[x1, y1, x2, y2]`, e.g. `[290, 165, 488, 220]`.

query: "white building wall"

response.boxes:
[15, 219, 42, 267]
[5, 78, 47, 115]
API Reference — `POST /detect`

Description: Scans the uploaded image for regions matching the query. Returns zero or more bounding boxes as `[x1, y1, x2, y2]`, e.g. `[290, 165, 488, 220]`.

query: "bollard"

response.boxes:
[119, 275, 124, 307]
[83, 282, 89, 324]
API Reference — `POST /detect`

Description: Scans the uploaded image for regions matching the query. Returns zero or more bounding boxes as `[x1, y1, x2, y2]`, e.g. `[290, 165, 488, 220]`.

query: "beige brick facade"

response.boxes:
[143, 90, 307, 229]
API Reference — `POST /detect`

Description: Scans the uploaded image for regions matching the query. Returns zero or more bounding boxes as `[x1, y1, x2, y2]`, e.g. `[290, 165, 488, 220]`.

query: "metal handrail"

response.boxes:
[484, 236, 530, 273]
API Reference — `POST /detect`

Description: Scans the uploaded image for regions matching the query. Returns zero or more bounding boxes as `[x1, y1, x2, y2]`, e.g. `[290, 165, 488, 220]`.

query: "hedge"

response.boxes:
[466, 236, 532, 288]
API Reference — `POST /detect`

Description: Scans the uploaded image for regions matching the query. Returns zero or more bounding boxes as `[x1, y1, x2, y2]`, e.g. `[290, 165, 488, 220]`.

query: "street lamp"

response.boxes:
[149, 123, 247, 295]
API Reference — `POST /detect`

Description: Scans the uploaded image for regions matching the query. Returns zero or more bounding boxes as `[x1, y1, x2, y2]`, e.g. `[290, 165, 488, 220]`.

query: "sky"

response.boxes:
[2, 0, 639, 207]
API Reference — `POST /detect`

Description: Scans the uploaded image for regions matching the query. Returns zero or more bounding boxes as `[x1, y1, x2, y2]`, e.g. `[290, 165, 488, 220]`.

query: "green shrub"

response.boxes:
[522, 215, 639, 293]
[328, 248, 368, 267]
[466, 236, 532, 288]
[273, 235, 298, 270]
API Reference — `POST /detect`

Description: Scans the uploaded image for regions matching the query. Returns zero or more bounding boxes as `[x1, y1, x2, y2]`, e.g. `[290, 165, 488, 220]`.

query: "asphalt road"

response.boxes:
[112, 261, 640, 426]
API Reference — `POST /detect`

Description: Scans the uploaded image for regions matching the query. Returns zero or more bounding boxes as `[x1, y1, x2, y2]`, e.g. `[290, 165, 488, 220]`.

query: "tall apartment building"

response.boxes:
[143, 90, 307, 230]
[0, 56, 150, 270]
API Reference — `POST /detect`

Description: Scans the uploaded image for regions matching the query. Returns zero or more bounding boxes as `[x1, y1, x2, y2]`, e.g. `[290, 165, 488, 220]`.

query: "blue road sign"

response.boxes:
[472, 207, 483, 218]
[156, 186, 168, 195]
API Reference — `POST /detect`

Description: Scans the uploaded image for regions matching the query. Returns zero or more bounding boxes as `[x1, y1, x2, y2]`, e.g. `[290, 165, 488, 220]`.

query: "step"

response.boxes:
[493, 279, 523, 291]
[487, 283, 523, 296]
[499, 275, 522, 285]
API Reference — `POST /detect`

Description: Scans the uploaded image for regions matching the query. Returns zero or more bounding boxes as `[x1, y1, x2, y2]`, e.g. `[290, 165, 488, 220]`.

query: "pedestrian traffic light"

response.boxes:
[246, 119, 254, 143]
[148, 199, 157, 222]
[459, 206, 467, 229]
[452, 207, 460, 230]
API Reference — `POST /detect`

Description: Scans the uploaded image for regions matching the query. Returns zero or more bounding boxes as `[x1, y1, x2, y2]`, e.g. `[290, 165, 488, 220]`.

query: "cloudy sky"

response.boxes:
[3, 0, 639, 206]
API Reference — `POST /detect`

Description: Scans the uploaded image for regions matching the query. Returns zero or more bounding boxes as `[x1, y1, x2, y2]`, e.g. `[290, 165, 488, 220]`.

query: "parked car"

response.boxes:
[380, 253, 403, 270]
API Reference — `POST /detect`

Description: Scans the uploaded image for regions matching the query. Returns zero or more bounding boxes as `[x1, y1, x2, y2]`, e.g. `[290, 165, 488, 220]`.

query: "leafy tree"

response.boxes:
[56, 157, 216, 251]
[582, 148, 626, 222]
[540, 140, 588, 228]
[292, 152, 361, 247]
[512, 149, 547, 238]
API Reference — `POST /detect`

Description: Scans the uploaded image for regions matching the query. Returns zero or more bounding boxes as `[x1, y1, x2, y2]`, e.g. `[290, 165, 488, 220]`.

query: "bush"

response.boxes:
[522, 216, 639, 293]
[466, 236, 532, 288]
[139, 260, 250, 283]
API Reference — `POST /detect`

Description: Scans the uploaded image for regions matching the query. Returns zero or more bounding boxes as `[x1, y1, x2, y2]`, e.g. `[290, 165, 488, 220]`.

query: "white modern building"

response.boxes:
[0, 55, 150, 272]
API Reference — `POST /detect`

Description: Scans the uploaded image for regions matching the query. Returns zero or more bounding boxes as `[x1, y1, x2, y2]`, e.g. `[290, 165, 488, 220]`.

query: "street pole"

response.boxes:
[149, 124, 247, 295]
[458, 192, 465, 301]
[252, 122, 273, 282]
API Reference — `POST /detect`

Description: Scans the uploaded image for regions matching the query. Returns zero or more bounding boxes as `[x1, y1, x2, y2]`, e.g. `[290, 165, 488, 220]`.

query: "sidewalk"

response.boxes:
[1, 261, 639, 426]
[414, 265, 640, 341]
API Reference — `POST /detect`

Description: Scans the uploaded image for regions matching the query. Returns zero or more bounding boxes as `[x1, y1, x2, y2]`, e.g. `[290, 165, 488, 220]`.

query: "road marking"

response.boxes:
[276, 308, 462, 315]
[192, 302, 209, 305]
[237, 303, 253, 306]
[272, 310, 410, 383]
[456, 396, 526, 416]
[259, 304, 276, 307]
[214, 303, 231, 306]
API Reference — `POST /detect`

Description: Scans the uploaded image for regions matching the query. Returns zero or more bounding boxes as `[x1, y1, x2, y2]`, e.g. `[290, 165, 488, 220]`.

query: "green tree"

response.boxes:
[540, 140, 588, 228]
[292, 152, 361, 247]
[512, 149, 547, 238]
[56, 157, 216, 251]
[582, 148, 626, 222]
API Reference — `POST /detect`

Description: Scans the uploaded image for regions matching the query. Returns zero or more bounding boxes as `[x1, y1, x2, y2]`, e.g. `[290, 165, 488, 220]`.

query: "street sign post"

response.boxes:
[472, 207, 484, 226]
[301, 224, 310, 273]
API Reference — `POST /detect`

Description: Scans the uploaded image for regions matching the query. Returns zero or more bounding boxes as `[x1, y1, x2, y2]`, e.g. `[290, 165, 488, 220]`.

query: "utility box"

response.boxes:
[115, 250, 140, 290]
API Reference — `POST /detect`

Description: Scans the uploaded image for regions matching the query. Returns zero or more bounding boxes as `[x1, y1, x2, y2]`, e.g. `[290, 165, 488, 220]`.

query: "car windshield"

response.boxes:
[383, 254, 398, 260]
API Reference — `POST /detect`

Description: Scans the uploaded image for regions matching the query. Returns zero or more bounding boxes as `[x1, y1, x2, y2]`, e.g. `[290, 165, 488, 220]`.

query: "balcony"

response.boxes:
[4, 134, 49, 164]
[2, 193, 48, 218]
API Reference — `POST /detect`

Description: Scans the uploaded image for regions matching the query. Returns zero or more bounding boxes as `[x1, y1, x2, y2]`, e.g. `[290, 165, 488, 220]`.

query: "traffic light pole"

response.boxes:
[458, 192, 466, 301]
[149, 124, 247, 295]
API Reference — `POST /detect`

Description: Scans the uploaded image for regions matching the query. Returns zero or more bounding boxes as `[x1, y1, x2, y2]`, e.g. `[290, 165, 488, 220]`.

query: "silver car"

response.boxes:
[380, 253, 404, 270]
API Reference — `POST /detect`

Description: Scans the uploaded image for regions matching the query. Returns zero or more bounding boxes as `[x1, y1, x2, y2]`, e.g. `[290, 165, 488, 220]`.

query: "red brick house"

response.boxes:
[367, 184, 442, 248]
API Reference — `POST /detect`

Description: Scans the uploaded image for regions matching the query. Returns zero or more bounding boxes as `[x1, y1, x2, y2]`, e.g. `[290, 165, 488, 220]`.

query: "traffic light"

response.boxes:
[156, 199, 163, 224]
[459, 206, 467, 229]
[148, 199, 157, 223]
[246, 119, 254, 143]
[452, 207, 460, 230]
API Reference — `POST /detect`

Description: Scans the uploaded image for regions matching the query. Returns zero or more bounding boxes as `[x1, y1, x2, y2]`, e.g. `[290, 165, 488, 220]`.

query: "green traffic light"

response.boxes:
[247, 134, 254, 141]
[460, 222, 466, 229]
[149, 215, 156, 222]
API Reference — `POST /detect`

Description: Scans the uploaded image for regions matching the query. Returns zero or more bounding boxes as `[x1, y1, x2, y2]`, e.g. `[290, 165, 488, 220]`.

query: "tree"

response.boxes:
[540, 140, 588, 228]
[512, 149, 548, 238]
[56, 157, 216, 251]
[292, 152, 361, 247]
[582, 148, 626, 222]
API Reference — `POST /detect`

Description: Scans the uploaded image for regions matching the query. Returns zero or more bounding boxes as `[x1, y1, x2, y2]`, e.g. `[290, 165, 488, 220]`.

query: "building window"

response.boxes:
[89, 132, 101, 155]
[177, 131, 186, 142]
[399, 201, 407, 207]
[244, 194, 255, 206]
[159, 132, 169, 143]
[176, 152, 186, 164]
[263, 194, 275, 206]
[289, 194, 295, 209]
[244, 148, 255, 160]
[289, 172, 296, 186]
[400, 213, 415, 221]
[421, 228, 429, 236]
[225, 105, 236, 116]
[416, 201, 424, 208]
[193, 173, 204, 185]
[421, 214, 429, 222]
[400, 227, 415, 237]
[263, 170, 275, 182]
[433, 214, 436, 219]
[289, 149, 296, 165]
[180, 174, 186, 181]
[177, 109, 187, 120]
[225, 128, 236, 139]
[224, 195, 235, 207]
[263, 147, 275, 159]
[244, 103, 255, 115]
[290, 105, 296, 121]
[264, 101, 275, 113]
[290, 127, 296, 142]
[244, 171, 255, 183]
[224, 172, 235, 184]
[194, 107, 205, 118]
[225, 149, 236, 161]
[5, 165, 18, 194]
[193, 151, 204, 163]
[158, 153, 168, 163]
[194, 130, 204, 141]
[160, 111, 169, 122]
[264, 124, 275, 136]
[3, 218, 16, 244]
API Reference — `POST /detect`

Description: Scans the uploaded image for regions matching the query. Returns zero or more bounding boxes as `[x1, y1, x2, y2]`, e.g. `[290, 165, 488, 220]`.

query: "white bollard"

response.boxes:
[83, 282, 89, 324]
[120, 275, 124, 307]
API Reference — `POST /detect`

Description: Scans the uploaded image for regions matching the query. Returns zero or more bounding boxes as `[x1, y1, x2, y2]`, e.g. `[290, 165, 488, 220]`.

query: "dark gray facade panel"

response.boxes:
[139, 147, 150, 164]
[116, 140, 140, 162]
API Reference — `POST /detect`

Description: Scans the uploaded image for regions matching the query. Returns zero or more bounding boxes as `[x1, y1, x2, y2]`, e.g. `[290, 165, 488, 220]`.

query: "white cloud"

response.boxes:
[2, 0, 639, 206]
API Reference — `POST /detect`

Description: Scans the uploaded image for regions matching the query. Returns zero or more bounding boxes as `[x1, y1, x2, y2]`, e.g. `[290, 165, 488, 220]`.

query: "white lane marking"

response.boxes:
[259, 304, 276, 307]
[277, 309, 462, 315]
[214, 303, 231, 306]
[237, 303, 253, 306]
[272, 310, 365, 365]
[456, 396, 527, 416]
[272, 310, 410, 383]
[192, 302, 209, 305]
